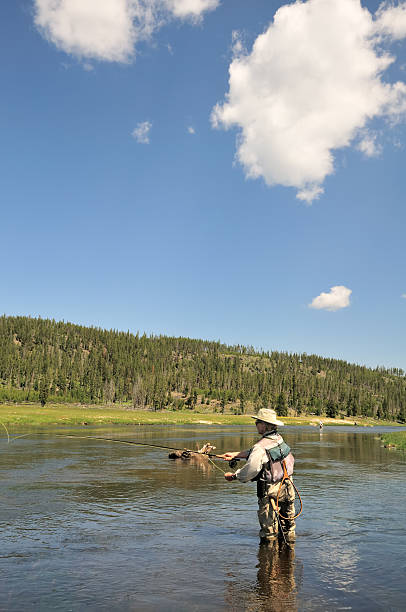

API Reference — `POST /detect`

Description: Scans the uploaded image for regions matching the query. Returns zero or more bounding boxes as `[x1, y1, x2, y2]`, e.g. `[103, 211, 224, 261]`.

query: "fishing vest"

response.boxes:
[254, 434, 295, 485]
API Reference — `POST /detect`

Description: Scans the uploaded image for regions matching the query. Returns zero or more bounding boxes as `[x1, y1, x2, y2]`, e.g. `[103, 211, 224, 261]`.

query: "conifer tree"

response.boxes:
[39, 377, 48, 407]
[276, 392, 288, 417]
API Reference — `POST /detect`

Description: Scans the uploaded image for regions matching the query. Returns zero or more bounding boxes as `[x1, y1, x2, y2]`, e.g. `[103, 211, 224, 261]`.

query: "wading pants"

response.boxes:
[257, 480, 296, 541]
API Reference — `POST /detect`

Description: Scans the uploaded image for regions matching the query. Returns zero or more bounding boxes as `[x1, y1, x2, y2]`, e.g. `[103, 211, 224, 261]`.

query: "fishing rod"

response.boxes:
[56, 434, 228, 457]
[56, 434, 244, 467]
[5, 430, 242, 466]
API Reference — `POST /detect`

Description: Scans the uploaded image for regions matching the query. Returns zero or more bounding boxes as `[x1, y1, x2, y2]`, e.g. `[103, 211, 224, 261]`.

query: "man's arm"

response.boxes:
[224, 445, 266, 483]
[218, 450, 249, 460]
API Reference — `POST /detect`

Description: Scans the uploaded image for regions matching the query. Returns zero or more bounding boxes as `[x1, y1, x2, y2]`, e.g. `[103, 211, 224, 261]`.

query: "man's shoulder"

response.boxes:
[255, 434, 284, 450]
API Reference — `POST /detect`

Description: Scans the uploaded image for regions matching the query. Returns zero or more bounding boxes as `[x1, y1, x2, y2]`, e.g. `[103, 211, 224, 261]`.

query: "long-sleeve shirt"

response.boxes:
[234, 433, 285, 483]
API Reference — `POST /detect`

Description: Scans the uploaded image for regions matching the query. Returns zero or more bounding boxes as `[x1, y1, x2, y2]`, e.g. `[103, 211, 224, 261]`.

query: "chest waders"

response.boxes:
[254, 440, 303, 520]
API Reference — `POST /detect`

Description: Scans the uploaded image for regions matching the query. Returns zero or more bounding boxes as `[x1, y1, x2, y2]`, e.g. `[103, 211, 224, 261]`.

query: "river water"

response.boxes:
[1, 425, 405, 611]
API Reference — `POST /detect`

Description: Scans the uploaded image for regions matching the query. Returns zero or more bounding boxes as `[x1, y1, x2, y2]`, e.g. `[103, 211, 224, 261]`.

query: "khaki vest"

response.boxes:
[255, 434, 295, 483]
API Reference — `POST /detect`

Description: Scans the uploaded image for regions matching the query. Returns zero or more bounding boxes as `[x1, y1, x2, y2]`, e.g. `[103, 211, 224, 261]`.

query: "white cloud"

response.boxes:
[187, 126, 196, 134]
[132, 121, 152, 143]
[375, 1, 406, 40]
[296, 184, 324, 204]
[165, 0, 219, 20]
[231, 30, 245, 58]
[401, 293, 406, 299]
[34, 0, 138, 62]
[357, 130, 382, 157]
[33, 0, 219, 63]
[212, 0, 406, 202]
[309, 286, 352, 312]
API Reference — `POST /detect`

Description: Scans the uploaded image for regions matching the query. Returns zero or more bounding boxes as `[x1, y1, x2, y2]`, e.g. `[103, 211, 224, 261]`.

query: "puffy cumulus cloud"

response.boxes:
[187, 126, 196, 134]
[34, 0, 219, 63]
[212, 0, 406, 203]
[402, 293, 406, 298]
[309, 286, 352, 312]
[132, 121, 152, 143]
[34, 0, 139, 62]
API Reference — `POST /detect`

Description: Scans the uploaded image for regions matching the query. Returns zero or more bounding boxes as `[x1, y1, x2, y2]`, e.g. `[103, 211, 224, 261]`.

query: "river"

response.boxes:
[1, 425, 405, 611]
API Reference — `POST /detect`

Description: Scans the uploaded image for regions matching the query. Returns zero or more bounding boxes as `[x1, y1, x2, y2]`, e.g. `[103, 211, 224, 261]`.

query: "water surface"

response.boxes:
[1, 425, 405, 611]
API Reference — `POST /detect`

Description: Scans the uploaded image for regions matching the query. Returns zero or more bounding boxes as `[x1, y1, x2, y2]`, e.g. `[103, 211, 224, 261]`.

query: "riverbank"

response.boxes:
[381, 431, 406, 450]
[0, 403, 399, 429]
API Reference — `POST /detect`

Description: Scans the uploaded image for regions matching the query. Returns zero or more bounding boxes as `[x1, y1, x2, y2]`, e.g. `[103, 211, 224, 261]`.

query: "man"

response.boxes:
[221, 408, 296, 544]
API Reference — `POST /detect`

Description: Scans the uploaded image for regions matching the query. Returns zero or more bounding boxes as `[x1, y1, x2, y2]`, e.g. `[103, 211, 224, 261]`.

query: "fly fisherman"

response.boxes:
[220, 409, 296, 544]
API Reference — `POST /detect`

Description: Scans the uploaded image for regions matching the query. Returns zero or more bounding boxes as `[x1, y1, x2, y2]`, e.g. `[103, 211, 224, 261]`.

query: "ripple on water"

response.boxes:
[1, 425, 406, 611]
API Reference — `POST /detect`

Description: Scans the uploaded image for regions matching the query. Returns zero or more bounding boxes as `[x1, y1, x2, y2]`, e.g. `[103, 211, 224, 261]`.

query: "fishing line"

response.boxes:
[0, 421, 10, 443]
[270, 498, 294, 548]
[55, 434, 194, 452]
[207, 455, 227, 474]
[7, 431, 202, 452]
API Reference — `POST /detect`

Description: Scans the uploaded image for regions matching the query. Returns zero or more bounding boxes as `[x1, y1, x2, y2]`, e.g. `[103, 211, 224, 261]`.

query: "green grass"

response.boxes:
[0, 404, 253, 428]
[381, 431, 406, 451]
[0, 403, 397, 430]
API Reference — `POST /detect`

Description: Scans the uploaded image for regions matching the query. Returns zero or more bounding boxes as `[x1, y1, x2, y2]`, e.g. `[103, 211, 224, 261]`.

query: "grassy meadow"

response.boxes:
[0, 403, 399, 431]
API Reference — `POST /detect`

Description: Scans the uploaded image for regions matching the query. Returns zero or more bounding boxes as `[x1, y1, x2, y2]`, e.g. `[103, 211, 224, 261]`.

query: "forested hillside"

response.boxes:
[0, 315, 405, 421]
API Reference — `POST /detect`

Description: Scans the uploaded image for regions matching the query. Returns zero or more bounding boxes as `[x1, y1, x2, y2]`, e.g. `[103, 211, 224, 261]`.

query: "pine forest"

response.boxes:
[1, 315, 405, 422]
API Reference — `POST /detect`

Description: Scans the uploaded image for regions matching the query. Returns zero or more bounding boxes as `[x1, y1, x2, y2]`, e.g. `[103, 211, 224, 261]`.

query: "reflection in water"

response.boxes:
[225, 541, 301, 612]
[170, 452, 215, 476]
[256, 541, 299, 612]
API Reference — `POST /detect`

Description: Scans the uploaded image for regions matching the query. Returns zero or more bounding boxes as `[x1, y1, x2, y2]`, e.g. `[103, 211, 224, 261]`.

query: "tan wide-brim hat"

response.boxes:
[250, 408, 284, 426]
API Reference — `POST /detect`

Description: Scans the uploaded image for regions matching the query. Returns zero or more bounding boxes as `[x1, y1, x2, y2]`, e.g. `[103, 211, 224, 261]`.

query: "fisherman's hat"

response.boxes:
[250, 408, 284, 426]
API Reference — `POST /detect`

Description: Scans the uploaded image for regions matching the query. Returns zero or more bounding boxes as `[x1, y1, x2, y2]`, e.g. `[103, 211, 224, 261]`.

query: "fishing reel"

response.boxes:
[228, 458, 238, 469]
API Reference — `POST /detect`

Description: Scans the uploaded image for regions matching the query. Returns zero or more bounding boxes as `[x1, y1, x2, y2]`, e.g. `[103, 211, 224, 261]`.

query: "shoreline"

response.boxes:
[0, 403, 402, 429]
[380, 431, 406, 451]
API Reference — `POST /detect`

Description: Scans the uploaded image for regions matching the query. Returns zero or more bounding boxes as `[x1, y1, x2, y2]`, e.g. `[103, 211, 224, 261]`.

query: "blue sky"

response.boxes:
[1, 0, 406, 370]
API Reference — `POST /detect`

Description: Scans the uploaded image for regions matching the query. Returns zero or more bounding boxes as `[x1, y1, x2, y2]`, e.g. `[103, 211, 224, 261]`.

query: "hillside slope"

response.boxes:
[1, 315, 405, 421]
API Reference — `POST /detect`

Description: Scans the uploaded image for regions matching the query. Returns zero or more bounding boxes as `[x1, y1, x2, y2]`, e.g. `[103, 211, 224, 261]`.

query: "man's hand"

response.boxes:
[224, 472, 236, 481]
[218, 451, 240, 460]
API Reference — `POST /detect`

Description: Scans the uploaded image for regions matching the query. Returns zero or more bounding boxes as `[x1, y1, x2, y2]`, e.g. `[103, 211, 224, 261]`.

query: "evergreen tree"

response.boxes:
[39, 377, 48, 407]
[326, 399, 338, 418]
[220, 393, 226, 414]
[239, 391, 245, 415]
[276, 392, 288, 417]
